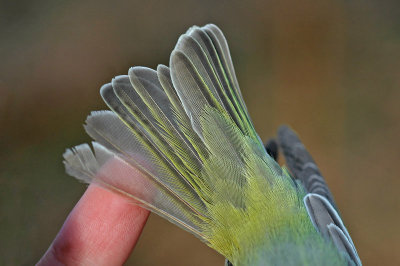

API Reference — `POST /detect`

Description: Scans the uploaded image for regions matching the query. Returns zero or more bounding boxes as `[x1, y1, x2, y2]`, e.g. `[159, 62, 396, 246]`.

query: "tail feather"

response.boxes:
[171, 25, 258, 141]
[156, 64, 210, 161]
[64, 142, 205, 237]
[84, 110, 208, 218]
[202, 24, 245, 111]
[64, 143, 99, 183]
[129, 67, 204, 175]
[201, 24, 256, 138]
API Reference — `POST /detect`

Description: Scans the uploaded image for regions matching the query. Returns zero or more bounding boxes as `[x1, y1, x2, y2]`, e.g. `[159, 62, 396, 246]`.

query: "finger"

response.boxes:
[37, 183, 150, 265]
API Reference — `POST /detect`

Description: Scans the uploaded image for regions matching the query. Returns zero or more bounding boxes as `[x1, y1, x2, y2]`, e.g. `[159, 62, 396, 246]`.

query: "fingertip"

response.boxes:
[38, 184, 149, 265]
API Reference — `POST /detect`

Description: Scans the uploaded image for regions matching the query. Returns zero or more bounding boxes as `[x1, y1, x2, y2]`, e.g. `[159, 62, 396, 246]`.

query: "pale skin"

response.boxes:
[37, 183, 150, 265]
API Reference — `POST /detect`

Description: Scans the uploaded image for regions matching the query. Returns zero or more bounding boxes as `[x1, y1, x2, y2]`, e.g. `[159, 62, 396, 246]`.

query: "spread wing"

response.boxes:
[63, 24, 361, 265]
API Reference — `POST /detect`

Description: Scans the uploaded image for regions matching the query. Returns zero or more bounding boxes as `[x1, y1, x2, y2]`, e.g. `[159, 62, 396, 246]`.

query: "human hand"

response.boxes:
[37, 183, 149, 265]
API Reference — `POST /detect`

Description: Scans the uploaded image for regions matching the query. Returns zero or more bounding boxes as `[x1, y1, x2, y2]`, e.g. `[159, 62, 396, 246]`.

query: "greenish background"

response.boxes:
[1, 0, 399, 265]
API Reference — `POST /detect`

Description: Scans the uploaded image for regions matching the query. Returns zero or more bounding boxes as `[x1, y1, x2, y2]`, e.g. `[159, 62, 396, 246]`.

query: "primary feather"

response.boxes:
[64, 24, 360, 265]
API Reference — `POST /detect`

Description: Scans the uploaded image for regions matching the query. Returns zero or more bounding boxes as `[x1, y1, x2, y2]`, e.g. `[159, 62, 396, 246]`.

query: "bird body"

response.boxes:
[64, 24, 361, 265]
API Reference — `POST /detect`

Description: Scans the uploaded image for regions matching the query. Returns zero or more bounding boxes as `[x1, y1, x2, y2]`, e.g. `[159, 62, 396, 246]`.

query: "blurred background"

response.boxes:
[1, 0, 399, 265]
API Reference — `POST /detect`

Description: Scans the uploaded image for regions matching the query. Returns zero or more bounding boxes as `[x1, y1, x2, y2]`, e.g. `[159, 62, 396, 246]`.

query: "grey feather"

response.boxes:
[304, 193, 361, 265]
[202, 24, 251, 124]
[170, 50, 216, 138]
[63, 140, 206, 238]
[277, 125, 336, 208]
[170, 25, 259, 142]
[182, 27, 244, 131]
[327, 223, 361, 266]
[277, 125, 360, 265]
[63, 143, 99, 183]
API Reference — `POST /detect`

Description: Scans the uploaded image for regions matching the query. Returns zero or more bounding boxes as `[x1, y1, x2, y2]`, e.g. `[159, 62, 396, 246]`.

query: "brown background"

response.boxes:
[1, 0, 399, 265]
